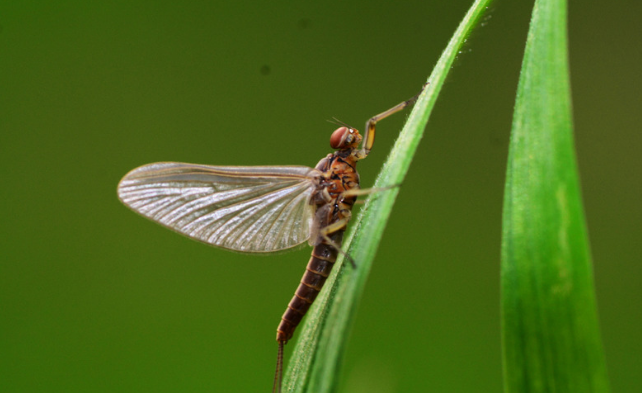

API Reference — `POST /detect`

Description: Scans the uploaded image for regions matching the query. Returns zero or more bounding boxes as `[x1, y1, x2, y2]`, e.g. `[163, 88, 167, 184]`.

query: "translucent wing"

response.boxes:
[118, 162, 319, 253]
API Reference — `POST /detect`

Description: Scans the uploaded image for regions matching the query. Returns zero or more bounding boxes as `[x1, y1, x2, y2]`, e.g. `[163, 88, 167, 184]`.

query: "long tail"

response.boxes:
[272, 341, 284, 393]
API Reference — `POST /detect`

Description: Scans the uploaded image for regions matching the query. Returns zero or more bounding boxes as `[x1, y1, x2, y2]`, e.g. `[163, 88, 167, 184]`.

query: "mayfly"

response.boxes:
[117, 86, 424, 392]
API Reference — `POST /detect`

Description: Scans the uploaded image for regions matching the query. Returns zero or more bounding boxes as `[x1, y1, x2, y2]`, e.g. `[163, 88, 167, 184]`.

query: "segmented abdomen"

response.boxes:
[276, 231, 343, 343]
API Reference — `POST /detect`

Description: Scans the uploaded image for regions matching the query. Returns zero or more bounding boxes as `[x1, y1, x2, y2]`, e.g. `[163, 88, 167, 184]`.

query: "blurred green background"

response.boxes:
[1, 1, 640, 392]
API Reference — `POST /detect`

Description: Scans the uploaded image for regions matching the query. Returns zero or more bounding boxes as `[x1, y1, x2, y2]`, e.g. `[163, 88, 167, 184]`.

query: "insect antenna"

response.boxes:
[272, 341, 284, 393]
[327, 117, 355, 129]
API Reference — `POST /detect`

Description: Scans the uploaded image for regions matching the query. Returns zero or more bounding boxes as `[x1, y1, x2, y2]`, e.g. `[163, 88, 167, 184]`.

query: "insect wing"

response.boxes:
[118, 162, 319, 252]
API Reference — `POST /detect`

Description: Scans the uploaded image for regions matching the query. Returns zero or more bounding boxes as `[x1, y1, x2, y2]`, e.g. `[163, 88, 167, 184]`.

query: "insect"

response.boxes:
[117, 87, 424, 393]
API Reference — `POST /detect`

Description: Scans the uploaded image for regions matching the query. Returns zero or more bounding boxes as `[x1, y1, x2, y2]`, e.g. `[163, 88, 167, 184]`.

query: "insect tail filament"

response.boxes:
[272, 341, 284, 393]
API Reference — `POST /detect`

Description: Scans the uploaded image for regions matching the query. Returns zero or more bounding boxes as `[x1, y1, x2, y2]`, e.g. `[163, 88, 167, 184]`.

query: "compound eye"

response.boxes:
[330, 126, 349, 149]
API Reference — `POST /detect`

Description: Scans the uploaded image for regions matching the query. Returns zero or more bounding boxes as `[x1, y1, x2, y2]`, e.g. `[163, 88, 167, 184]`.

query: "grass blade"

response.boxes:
[500, 0, 610, 392]
[282, 1, 494, 391]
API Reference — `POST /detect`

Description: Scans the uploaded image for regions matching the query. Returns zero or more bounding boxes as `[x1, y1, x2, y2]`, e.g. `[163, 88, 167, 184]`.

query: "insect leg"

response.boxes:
[357, 84, 428, 159]
[319, 216, 357, 268]
[341, 184, 400, 198]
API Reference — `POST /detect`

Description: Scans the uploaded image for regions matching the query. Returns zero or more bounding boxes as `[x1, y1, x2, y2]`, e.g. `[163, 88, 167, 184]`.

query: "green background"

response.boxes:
[1, 1, 640, 392]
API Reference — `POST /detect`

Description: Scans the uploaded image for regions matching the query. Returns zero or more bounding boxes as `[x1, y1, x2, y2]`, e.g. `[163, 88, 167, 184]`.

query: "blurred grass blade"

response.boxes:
[500, 0, 610, 392]
[282, 1, 494, 392]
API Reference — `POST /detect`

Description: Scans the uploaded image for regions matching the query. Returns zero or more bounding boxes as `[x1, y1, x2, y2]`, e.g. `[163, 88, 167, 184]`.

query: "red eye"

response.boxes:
[330, 126, 349, 149]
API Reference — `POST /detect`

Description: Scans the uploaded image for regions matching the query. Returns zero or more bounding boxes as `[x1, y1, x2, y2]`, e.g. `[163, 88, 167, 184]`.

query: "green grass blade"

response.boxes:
[282, 1, 494, 392]
[500, 0, 610, 392]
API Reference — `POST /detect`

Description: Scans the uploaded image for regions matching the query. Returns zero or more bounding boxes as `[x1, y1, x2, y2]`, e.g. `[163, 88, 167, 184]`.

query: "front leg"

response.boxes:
[357, 85, 427, 159]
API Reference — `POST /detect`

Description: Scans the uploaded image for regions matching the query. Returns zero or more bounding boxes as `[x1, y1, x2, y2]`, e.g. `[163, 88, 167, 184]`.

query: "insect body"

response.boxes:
[117, 87, 423, 393]
[277, 128, 360, 344]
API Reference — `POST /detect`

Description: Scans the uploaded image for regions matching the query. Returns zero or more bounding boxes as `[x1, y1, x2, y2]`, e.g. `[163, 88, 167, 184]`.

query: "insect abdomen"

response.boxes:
[276, 236, 342, 343]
